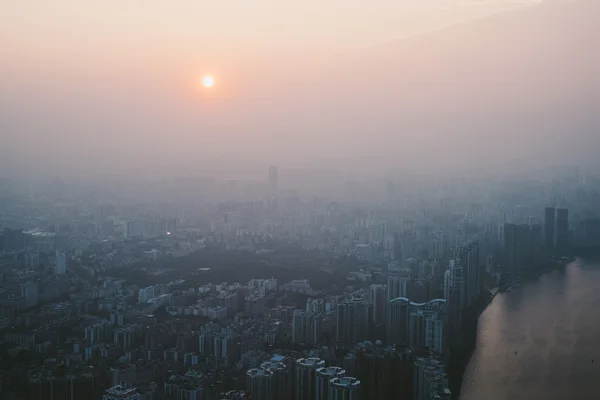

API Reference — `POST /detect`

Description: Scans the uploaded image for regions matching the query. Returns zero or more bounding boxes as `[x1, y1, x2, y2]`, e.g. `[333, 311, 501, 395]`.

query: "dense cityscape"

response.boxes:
[0, 165, 598, 400]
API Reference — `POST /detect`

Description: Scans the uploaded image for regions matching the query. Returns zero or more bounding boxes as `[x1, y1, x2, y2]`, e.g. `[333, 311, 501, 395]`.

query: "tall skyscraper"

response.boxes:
[269, 165, 278, 192]
[387, 297, 409, 345]
[413, 358, 451, 400]
[292, 310, 321, 345]
[503, 223, 533, 270]
[368, 284, 387, 325]
[544, 206, 556, 253]
[315, 367, 345, 400]
[352, 341, 412, 400]
[260, 360, 291, 400]
[246, 368, 274, 400]
[387, 298, 446, 353]
[555, 208, 569, 255]
[54, 250, 67, 274]
[337, 297, 372, 344]
[387, 272, 409, 302]
[295, 358, 325, 400]
[21, 280, 38, 308]
[329, 377, 361, 400]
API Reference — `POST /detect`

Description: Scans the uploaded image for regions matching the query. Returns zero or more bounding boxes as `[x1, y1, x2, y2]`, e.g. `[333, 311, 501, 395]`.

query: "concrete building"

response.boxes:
[246, 368, 274, 400]
[54, 250, 67, 274]
[544, 206, 556, 253]
[110, 364, 136, 388]
[295, 358, 325, 400]
[138, 286, 155, 304]
[368, 284, 387, 325]
[260, 360, 291, 400]
[315, 367, 345, 400]
[20, 280, 38, 308]
[337, 297, 371, 344]
[388, 298, 446, 354]
[555, 208, 570, 255]
[103, 385, 140, 400]
[292, 310, 321, 345]
[329, 377, 361, 400]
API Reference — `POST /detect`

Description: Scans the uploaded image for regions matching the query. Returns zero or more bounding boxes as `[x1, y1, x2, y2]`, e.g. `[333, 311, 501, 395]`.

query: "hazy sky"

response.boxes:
[2, 0, 597, 178]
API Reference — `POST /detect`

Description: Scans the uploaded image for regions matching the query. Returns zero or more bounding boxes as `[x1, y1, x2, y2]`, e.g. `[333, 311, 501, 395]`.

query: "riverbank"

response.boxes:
[447, 289, 496, 399]
[449, 260, 574, 399]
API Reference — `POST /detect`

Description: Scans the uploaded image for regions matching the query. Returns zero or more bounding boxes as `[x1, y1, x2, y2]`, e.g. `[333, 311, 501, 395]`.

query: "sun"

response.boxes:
[202, 75, 215, 88]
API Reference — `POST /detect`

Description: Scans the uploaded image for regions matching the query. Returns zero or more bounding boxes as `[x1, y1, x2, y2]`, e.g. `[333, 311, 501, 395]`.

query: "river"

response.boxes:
[460, 260, 600, 400]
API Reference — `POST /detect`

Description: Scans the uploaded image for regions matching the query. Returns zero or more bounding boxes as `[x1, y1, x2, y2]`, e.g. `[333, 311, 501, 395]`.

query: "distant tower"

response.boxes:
[55, 250, 67, 274]
[555, 208, 569, 255]
[544, 206, 556, 253]
[269, 165, 278, 192]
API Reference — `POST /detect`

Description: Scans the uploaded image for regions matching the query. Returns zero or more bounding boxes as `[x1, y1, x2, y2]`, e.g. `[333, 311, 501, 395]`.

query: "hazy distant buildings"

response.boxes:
[503, 223, 532, 269]
[555, 208, 570, 255]
[269, 165, 278, 192]
[544, 206, 570, 256]
[544, 206, 556, 253]
[138, 286, 155, 304]
[54, 250, 67, 274]
[24, 252, 40, 269]
[387, 270, 409, 302]
[21, 281, 38, 308]
[368, 284, 387, 325]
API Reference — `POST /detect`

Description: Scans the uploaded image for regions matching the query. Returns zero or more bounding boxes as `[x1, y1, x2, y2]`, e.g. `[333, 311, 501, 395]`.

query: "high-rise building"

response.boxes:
[103, 385, 140, 400]
[54, 250, 67, 274]
[387, 297, 409, 345]
[246, 368, 274, 400]
[260, 360, 291, 400]
[329, 377, 361, 400]
[24, 252, 40, 269]
[368, 284, 387, 325]
[269, 165, 278, 192]
[315, 367, 345, 400]
[138, 286, 155, 304]
[110, 364, 136, 388]
[413, 358, 450, 400]
[292, 311, 322, 345]
[337, 297, 372, 344]
[387, 298, 446, 354]
[295, 358, 325, 400]
[20, 280, 38, 308]
[353, 342, 412, 400]
[387, 271, 409, 302]
[408, 300, 446, 354]
[544, 206, 556, 253]
[555, 208, 569, 255]
[453, 240, 481, 307]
